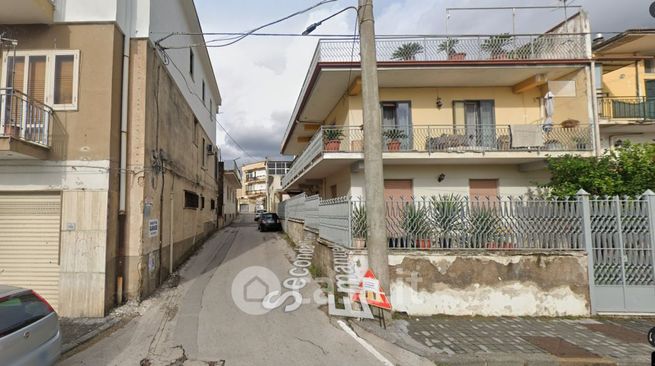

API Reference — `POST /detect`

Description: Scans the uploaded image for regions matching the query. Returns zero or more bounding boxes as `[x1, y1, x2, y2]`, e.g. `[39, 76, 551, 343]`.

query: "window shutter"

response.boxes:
[54, 55, 74, 105]
[27, 56, 47, 104]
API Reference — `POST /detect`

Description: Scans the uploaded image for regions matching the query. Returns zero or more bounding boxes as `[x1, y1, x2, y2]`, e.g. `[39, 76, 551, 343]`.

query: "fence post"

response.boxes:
[577, 189, 597, 315]
[643, 190, 655, 286]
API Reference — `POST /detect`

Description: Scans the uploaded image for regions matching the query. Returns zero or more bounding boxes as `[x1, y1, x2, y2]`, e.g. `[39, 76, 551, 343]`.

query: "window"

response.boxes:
[381, 101, 412, 149]
[184, 191, 199, 209]
[202, 137, 206, 167]
[193, 118, 199, 146]
[452, 100, 496, 148]
[645, 59, 655, 74]
[201, 196, 205, 209]
[211, 199, 216, 210]
[267, 161, 290, 175]
[0, 292, 53, 337]
[2, 50, 80, 110]
[189, 49, 194, 79]
[209, 99, 213, 121]
[202, 80, 206, 103]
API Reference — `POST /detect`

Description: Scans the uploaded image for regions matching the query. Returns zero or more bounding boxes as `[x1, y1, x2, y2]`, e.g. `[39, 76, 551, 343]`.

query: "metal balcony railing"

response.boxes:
[0, 88, 52, 147]
[316, 33, 588, 64]
[597, 97, 655, 121]
[282, 123, 593, 189]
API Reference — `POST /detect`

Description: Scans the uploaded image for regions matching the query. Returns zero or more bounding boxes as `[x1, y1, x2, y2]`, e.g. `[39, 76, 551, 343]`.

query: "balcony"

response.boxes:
[282, 124, 592, 189]
[0, 89, 52, 159]
[316, 33, 588, 64]
[598, 97, 655, 122]
[0, 0, 55, 24]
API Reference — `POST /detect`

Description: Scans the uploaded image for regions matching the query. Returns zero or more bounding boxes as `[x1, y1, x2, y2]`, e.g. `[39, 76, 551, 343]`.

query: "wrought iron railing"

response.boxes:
[316, 33, 588, 63]
[597, 97, 655, 121]
[0, 88, 53, 147]
[282, 123, 592, 189]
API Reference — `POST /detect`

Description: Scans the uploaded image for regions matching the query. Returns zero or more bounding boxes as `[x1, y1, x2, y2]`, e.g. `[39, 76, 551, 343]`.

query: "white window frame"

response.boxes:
[1, 50, 80, 111]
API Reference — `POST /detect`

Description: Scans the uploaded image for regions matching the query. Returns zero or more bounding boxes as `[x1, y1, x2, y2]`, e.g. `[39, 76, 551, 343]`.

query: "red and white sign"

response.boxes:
[352, 269, 392, 310]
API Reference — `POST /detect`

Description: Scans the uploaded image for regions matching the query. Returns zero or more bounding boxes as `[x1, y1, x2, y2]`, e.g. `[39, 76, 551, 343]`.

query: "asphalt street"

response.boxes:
[58, 216, 384, 365]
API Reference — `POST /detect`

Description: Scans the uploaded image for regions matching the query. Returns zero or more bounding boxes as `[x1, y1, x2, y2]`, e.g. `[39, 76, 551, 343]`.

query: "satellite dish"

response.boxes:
[651, 1, 655, 18]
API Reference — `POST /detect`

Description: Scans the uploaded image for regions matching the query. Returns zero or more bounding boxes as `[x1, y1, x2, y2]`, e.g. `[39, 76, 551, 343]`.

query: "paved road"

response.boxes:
[59, 216, 383, 366]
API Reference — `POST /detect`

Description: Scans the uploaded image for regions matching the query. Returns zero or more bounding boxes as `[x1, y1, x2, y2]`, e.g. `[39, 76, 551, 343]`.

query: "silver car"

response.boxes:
[0, 285, 61, 366]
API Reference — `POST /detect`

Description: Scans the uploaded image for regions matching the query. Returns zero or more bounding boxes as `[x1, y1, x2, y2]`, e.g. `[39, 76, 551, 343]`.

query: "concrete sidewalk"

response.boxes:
[351, 315, 655, 365]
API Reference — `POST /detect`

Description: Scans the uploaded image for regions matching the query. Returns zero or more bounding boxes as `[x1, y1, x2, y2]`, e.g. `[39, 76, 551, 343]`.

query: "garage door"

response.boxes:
[0, 193, 61, 311]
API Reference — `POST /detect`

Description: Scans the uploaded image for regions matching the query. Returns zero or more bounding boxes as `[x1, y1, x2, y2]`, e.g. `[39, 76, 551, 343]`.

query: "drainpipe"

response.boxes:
[117, 15, 132, 304]
[588, 61, 601, 157]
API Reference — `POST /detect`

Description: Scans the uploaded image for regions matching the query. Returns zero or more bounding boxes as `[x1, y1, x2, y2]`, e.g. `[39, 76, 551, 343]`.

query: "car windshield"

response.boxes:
[0, 293, 51, 337]
[261, 214, 277, 220]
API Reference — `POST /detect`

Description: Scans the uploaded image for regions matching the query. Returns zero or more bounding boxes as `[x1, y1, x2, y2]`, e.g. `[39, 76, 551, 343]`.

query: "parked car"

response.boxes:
[254, 209, 267, 221]
[0, 285, 61, 366]
[258, 213, 282, 232]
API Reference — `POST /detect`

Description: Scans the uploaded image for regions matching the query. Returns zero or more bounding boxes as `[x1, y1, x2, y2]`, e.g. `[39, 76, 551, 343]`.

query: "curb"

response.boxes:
[61, 317, 123, 354]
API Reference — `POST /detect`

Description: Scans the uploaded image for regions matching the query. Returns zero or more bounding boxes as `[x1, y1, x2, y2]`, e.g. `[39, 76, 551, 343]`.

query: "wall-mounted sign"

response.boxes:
[148, 219, 159, 238]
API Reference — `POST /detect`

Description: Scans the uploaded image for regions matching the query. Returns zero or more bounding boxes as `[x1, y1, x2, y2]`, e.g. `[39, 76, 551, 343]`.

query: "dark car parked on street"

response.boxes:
[258, 213, 282, 232]
[0, 285, 61, 366]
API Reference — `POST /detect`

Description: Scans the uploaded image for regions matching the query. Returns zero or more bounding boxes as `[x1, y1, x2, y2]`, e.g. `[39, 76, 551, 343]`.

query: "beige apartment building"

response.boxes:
[0, 0, 222, 317]
[238, 161, 267, 213]
[281, 13, 596, 199]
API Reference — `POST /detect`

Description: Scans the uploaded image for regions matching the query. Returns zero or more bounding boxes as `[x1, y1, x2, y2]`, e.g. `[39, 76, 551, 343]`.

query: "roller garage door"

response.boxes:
[0, 193, 61, 311]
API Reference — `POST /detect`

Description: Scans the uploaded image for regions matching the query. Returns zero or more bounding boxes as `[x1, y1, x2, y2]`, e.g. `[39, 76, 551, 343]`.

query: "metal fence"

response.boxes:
[304, 195, 320, 231]
[0, 88, 53, 146]
[597, 97, 655, 121]
[278, 191, 655, 254]
[317, 34, 587, 63]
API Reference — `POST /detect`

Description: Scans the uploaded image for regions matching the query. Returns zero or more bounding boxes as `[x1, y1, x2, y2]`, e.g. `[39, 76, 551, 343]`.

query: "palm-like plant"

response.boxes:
[402, 204, 431, 247]
[382, 128, 408, 142]
[481, 33, 513, 58]
[323, 129, 344, 142]
[438, 38, 459, 56]
[391, 42, 424, 61]
[351, 203, 367, 239]
[428, 194, 465, 247]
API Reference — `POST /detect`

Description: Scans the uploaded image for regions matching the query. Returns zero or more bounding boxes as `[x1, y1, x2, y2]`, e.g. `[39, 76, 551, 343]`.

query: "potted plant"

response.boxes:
[383, 128, 408, 151]
[402, 204, 431, 249]
[323, 129, 344, 151]
[351, 203, 367, 249]
[561, 119, 580, 129]
[438, 39, 465, 61]
[391, 42, 424, 61]
[428, 194, 465, 248]
[481, 33, 512, 59]
[467, 206, 500, 249]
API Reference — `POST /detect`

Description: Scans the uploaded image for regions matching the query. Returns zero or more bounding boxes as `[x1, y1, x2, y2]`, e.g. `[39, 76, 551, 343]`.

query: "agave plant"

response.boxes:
[438, 38, 459, 56]
[323, 128, 344, 142]
[402, 204, 431, 248]
[428, 194, 465, 247]
[391, 42, 424, 61]
[382, 128, 408, 142]
[351, 203, 367, 239]
[481, 33, 513, 58]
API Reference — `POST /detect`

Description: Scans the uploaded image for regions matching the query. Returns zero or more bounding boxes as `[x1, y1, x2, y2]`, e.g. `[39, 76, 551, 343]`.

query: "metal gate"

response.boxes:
[587, 194, 655, 313]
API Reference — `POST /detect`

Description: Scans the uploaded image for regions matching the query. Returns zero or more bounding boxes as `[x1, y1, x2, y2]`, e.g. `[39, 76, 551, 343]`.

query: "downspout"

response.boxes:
[588, 61, 601, 157]
[117, 12, 132, 304]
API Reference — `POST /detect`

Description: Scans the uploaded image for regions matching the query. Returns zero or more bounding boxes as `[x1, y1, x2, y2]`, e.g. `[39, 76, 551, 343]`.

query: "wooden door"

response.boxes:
[469, 179, 498, 199]
[384, 179, 413, 201]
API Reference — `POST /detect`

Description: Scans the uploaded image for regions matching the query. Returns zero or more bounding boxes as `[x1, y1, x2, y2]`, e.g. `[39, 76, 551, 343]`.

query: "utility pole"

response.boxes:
[357, 0, 390, 320]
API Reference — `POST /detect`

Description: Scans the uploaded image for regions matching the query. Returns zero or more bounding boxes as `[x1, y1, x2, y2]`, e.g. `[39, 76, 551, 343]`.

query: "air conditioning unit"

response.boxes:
[207, 144, 216, 155]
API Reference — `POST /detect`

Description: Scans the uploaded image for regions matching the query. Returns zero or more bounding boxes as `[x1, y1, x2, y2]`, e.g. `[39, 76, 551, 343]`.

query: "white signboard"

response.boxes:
[148, 219, 159, 238]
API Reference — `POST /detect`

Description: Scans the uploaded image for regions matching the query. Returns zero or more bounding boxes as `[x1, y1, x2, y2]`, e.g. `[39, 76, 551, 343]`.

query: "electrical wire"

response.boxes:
[157, 0, 338, 50]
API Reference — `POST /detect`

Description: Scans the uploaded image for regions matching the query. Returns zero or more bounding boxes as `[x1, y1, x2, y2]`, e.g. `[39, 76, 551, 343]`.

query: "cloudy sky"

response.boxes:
[193, 0, 654, 165]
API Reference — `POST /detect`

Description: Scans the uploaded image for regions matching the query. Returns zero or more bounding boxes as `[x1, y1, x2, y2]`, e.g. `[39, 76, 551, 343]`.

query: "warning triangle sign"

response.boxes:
[352, 269, 392, 310]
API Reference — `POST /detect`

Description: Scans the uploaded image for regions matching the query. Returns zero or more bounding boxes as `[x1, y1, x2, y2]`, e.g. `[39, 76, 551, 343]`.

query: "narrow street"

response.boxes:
[58, 216, 383, 366]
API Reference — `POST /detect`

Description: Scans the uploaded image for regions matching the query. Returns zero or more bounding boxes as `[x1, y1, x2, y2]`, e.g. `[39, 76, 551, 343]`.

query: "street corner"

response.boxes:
[230, 266, 281, 315]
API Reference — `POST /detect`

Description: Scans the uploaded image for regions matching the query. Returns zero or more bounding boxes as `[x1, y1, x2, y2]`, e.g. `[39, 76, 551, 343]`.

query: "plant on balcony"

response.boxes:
[351, 203, 367, 249]
[323, 129, 344, 151]
[402, 204, 431, 249]
[428, 194, 465, 248]
[438, 38, 465, 60]
[481, 33, 513, 59]
[391, 42, 424, 61]
[382, 128, 408, 151]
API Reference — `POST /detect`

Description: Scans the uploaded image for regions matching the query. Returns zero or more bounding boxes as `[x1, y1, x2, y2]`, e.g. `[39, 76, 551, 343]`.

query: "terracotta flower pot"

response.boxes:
[353, 238, 366, 249]
[325, 140, 341, 151]
[418, 239, 431, 249]
[448, 53, 466, 61]
[386, 140, 402, 151]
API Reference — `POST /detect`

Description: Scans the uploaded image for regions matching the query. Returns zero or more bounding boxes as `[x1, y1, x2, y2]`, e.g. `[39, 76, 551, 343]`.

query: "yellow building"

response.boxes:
[238, 161, 267, 213]
[281, 13, 596, 199]
[593, 30, 655, 149]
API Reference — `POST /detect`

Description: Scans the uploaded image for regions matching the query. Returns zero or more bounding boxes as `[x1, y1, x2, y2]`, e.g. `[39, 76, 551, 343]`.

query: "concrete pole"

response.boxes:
[358, 0, 391, 318]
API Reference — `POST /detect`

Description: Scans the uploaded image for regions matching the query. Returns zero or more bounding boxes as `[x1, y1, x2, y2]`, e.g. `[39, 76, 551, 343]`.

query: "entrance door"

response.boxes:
[381, 102, 412, 151]
[646, 80, 655, 99]
[469, 179, 498, 199]
[454, 101, 496, 149]
[384, 180, 413, 248]
[646, 80, 655, 119]
[384, 179, 413, 201]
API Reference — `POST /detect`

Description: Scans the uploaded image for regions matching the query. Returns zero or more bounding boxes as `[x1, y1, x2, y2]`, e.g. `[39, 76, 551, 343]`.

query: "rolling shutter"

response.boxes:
[0, 193, 61, 311]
